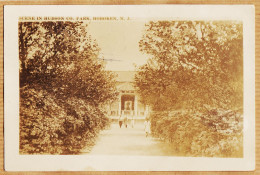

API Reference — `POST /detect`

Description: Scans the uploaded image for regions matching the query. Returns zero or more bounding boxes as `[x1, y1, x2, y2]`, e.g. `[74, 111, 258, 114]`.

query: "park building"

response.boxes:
[107, 71, 149, 119]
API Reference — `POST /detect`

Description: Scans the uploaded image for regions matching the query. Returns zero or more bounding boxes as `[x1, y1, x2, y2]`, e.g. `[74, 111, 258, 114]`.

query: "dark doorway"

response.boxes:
[121, 94, 135, 111]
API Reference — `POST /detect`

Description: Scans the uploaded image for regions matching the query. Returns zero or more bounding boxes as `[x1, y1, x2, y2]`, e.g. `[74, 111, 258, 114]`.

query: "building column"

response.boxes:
[118, 94, 121, 116]
[134, 95, 138, 116]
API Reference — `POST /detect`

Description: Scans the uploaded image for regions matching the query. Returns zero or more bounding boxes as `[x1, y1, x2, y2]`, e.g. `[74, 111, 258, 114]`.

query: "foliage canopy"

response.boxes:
[135, 21, 243, 111]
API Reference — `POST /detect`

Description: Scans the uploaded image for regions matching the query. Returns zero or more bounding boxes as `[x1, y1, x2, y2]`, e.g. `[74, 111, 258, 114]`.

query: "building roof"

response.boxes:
[117, 82, 135, 91]
[114, 71, 136, 82]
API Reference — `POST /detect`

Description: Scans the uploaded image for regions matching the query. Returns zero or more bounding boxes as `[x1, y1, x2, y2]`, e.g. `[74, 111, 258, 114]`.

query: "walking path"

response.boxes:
[81, 122, 176, 156]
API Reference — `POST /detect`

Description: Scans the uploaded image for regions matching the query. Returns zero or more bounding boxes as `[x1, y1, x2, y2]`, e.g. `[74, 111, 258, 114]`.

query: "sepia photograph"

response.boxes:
[4, 5, 255, 171]
[19, 19, 243, 157]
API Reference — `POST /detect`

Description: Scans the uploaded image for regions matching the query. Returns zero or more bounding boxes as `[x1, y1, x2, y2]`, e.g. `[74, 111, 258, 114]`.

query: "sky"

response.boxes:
[88, 19, 149, 71]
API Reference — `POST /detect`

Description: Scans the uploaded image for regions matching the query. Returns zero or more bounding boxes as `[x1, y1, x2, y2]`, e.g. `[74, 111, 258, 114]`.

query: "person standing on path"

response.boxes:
[131, 116, 135, 128]
[144, 119, 151, 137]
[123, 115, 128, 128]
[118, 115, 123, 128]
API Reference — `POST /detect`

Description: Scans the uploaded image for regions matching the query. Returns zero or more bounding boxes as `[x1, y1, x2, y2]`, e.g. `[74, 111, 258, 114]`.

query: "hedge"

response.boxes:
[150, 109, 243, 157]
[20, 86, 110, 154]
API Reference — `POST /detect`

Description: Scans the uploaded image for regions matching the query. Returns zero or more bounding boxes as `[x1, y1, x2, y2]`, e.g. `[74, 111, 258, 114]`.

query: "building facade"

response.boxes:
[108, 71, 148, 119]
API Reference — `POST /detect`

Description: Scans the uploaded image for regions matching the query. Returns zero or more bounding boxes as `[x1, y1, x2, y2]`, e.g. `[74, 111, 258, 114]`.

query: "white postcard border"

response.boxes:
[4, 5, 255, 171]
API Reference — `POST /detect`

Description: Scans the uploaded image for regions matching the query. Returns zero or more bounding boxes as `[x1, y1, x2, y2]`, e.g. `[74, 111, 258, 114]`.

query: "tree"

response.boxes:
[135, 21, 243, 112]
[19, 21, 118, 105]
[136, 21, 244, 157]
[19, 21, 118, 154]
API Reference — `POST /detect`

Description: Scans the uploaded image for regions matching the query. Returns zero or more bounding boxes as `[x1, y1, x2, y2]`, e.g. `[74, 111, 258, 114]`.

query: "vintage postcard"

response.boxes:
[4, 5, 255, 171]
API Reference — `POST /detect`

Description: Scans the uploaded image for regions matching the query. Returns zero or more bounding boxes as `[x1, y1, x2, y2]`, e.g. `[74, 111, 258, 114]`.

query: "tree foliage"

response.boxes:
[19, 21, 117, 105]
[135, 21, 243, 111]
[19, 21, 117, 154]
[135, 20, 243, 157]
[151, 110, 243, 157]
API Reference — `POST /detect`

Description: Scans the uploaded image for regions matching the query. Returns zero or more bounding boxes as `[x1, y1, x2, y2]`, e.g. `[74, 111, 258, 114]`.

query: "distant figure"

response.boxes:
[144, 119, 151, 137]
[118, 115, 123, 128]
[123, 115, 128, 128]
[131, 116, 135, 128]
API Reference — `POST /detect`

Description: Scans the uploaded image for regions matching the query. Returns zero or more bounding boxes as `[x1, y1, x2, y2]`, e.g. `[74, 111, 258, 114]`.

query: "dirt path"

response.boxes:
[81, 122, 176, 156]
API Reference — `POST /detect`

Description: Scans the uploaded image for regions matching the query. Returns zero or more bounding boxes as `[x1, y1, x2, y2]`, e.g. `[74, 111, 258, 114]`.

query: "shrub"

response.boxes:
[20, 86, 110, 154]
[150, 109, 243, 157]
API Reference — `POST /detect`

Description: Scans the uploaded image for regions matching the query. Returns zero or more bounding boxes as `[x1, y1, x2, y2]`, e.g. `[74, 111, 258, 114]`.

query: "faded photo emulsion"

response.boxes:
[4, 5, 254, 171]
[19, 19, 243, 157]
